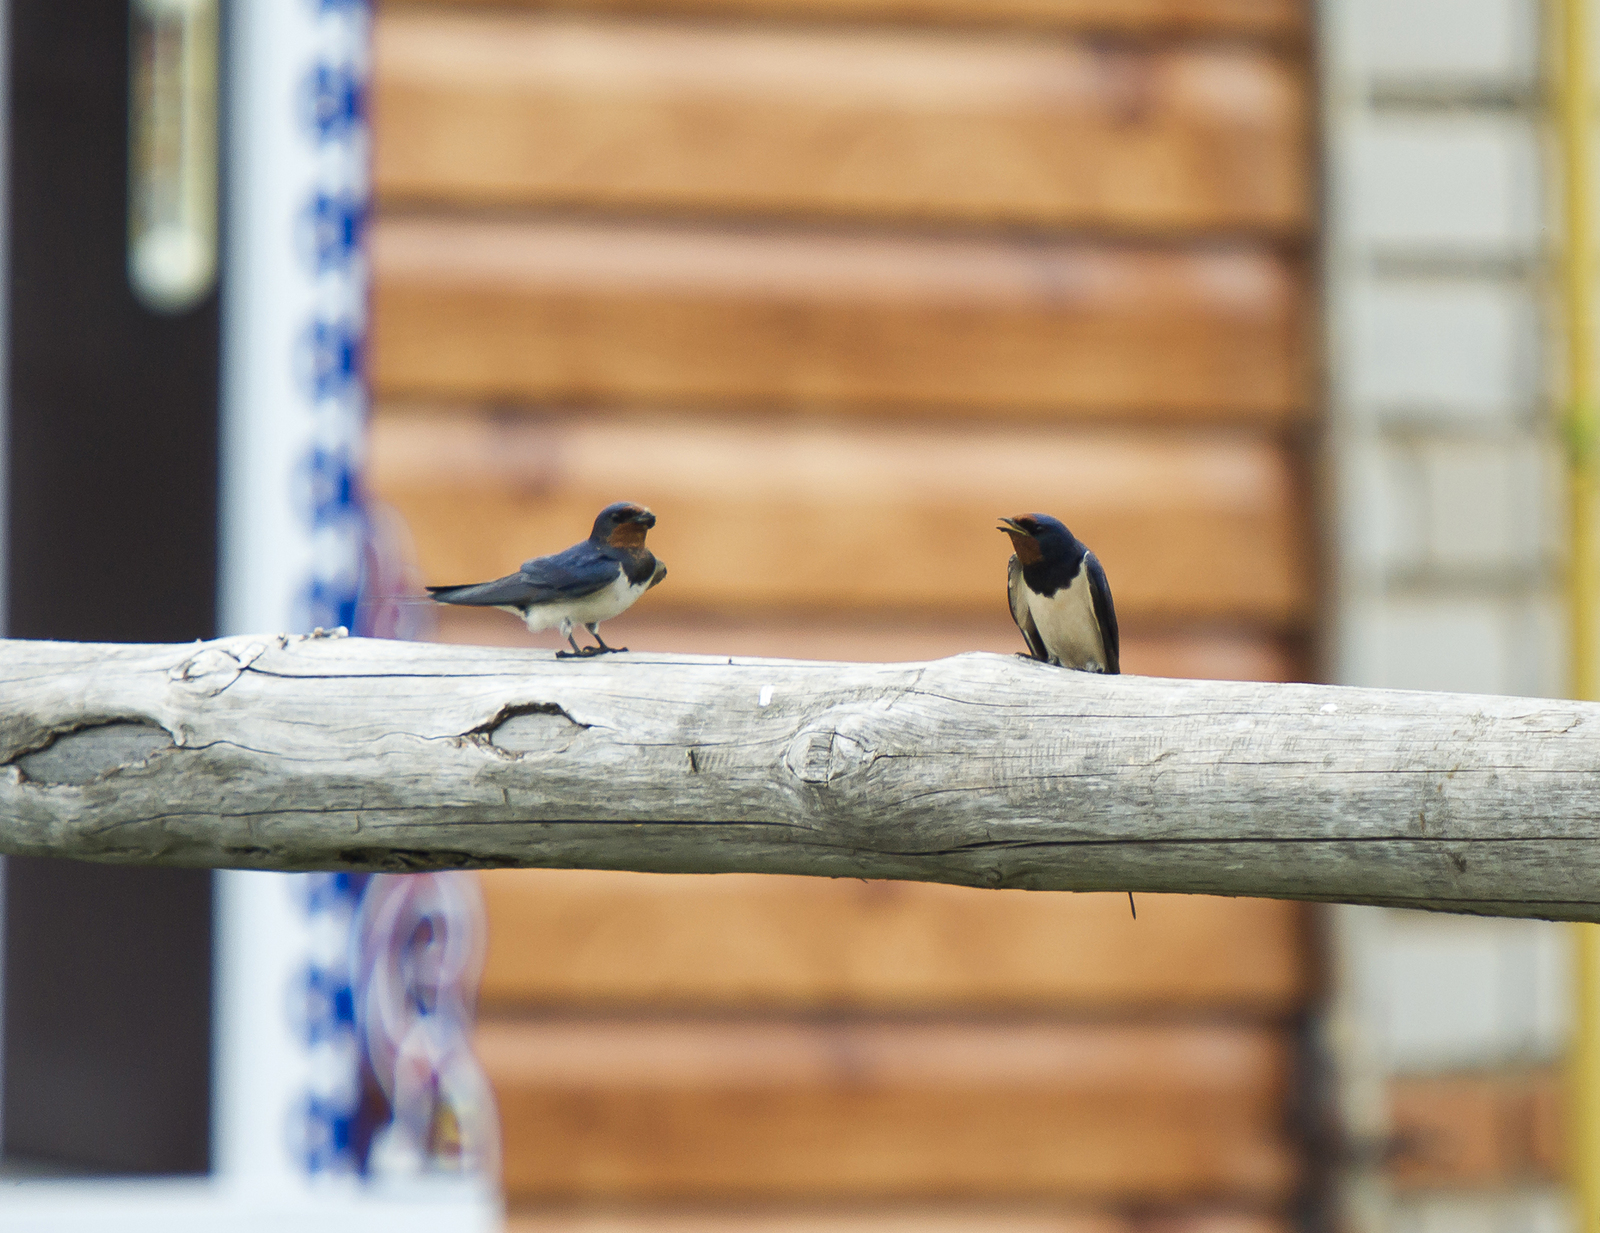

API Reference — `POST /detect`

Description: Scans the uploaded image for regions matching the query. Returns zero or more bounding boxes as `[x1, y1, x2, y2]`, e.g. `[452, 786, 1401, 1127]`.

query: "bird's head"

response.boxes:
[592, 502, 657, 550]
[997, 513, 1073, 565]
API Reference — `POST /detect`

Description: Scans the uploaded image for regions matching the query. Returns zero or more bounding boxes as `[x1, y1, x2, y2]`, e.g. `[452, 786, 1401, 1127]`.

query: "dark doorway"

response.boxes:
[2, 0, 218, 1173]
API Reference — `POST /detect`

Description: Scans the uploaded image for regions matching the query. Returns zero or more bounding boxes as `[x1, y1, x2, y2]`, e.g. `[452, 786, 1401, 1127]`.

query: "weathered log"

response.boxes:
[0, 632, 1594, 920]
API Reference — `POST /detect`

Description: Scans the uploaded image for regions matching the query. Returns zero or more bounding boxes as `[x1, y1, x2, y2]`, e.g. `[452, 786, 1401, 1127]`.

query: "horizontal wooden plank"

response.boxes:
[368, 411, 1311, 623]
[506, 1211, 1288, 1233]
[481, 1018, 1297, 1201]
[434, 607, 1304, 681]
[1388, 1070, 1562, 1190]
[374, 13, 1309, 234]
[384, 0, 1304, 39]
[370, 218, 1308, 421]
[478, 871, 1310, 1011]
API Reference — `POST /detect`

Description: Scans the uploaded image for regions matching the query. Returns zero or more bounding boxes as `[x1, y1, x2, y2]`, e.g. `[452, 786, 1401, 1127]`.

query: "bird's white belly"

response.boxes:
[1027, 572, 1107, 671]
[520, 572, 650, 632]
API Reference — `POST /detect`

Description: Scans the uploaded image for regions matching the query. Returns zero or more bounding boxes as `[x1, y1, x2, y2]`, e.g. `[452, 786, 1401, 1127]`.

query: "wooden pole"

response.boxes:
[1562, 0, 1600, 1217]
[4, 632, 1600, 919]
[1565, 0, 1599, 703]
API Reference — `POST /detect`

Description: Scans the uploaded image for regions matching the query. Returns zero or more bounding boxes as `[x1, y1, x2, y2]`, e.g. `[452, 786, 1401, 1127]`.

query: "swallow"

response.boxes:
[997, 514, 1119, 674]
[427, 502, 667, 657]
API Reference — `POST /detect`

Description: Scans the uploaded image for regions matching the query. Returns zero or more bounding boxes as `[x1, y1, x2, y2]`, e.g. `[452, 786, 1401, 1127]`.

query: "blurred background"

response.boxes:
[0, 0, 1580, 1231]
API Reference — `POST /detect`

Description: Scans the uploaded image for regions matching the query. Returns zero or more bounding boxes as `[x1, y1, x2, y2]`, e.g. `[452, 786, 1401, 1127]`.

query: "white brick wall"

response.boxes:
[1327, 1, 1560, 702]
[1343, 593, 1564, 696]
[1347, 119, 1542, 255]
[1390, 1192, 1571, 1233]
[1350, 281, 1537, 424]
[1345, 596, 1512, 694]
[1351, 0, 1539, 84]
[1367, 912, 1570, 1071]
[1365, 438, 1559, 571]
[1322, 0, 1572, 1228]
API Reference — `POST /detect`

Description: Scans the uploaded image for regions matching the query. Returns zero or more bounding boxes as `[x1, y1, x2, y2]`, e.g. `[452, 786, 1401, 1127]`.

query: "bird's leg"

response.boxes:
[586, 623, 627, 654]
[555, 616, 597, 659]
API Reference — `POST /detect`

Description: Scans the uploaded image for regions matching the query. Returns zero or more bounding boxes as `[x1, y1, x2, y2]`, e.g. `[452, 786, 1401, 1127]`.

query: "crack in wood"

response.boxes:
[334, 846, 526, 871]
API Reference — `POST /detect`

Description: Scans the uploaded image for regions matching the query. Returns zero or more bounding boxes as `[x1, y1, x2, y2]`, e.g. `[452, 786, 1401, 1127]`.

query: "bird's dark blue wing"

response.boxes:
[428, 542, 620, 607]
[1085, 551, 1120, 674]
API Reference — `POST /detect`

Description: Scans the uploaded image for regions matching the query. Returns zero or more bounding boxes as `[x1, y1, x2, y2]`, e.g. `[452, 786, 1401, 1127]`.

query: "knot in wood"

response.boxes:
[13, 722, 173, 786]
[784, 712, 879, 785]
[169, 642, 263, 697]
[488, 705, 586, 756]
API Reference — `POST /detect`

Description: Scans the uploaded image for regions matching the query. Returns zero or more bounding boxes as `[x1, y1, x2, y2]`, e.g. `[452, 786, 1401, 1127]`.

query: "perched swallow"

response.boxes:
[998, 514, 1119, 674]
[428, 502, 667, 657]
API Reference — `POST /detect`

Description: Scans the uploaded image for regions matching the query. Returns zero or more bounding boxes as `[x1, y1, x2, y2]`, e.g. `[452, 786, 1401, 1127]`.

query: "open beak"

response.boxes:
[635, 509, 657, 529]
[996, 517, 1028, 536]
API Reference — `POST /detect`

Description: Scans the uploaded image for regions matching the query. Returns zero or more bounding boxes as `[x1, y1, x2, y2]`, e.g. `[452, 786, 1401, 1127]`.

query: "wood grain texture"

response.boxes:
[369, 411, 1311, 623]
[503, 1214, 1288, 1233]
[480, 1017, 1295, 1200]
[479, 871, 1309, 1011]
[374, 12, 1309, 233]
[3, 634, 1600, 922]
[369, 218, 1308, 421]
[382, 0, 1304, 38]
[433, 606, 1304, 682]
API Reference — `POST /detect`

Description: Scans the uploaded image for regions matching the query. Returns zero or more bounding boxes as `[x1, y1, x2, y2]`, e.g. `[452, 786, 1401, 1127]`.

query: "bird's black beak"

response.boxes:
[997, 517, 1028, 536]
[635, 509, 657, 529]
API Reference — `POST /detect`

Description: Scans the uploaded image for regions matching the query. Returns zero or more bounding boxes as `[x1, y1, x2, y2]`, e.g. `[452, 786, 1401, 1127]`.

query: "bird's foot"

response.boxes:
[556, 645, 606, 659]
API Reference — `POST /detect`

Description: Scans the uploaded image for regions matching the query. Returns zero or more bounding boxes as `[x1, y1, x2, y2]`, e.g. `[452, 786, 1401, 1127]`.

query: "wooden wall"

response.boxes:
[473, 874, 1312, 1229]
[366, 0, 1317, 1226]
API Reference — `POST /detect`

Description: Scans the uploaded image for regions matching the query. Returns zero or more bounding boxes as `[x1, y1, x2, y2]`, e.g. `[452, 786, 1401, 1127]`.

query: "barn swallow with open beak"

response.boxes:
[428, 502, 667, 657]
[998, 514, 1119, 674]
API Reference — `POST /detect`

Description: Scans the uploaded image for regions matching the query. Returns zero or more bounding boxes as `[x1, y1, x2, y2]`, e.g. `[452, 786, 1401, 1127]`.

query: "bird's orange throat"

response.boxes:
[607, 523, 648, 550]
[1006, 531, 1043, 565]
